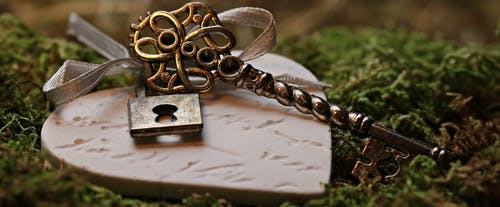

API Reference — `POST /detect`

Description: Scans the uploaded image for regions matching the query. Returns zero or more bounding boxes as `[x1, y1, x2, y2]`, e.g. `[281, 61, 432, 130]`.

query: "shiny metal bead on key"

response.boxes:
[128, 2, 450, 180]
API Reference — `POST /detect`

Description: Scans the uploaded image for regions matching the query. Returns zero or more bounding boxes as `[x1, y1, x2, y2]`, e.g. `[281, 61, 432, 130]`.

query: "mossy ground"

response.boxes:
[0, 14, 498, 206]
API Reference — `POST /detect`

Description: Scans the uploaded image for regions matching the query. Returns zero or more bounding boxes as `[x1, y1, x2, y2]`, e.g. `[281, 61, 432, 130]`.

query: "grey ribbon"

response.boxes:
[43, 59, 142, 105]
[43, 7, 328, 105]
[67, 13, 130, 60]
[219, 7, 276, 61]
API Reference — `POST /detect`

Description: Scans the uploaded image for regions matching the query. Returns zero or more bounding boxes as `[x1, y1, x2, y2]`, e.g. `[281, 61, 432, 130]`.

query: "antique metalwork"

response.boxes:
[128, 79, 202, 137]
[129, 2, 450, 180]
[129, 2, 235, 94]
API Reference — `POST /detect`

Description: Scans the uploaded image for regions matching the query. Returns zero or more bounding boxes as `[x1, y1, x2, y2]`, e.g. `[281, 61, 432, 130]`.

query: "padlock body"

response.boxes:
[128, 93, 203, 137]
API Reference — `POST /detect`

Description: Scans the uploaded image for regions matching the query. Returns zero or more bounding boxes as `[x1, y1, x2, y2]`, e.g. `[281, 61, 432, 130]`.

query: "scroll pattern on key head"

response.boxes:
[130, 2, 236, 94]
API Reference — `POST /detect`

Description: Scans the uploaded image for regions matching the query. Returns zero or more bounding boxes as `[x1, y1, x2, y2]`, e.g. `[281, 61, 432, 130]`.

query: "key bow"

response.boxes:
[130, 2, 236, 94]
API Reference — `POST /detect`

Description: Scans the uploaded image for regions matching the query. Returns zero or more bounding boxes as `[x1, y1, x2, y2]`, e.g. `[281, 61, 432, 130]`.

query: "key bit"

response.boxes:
[128, 2, 451, 175]
[352, 138, 412, 182]
[351, 124, 449, 182]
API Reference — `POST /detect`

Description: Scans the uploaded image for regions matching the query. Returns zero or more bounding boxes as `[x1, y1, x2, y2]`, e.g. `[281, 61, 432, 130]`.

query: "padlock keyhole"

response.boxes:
[152, 104, 178, 123]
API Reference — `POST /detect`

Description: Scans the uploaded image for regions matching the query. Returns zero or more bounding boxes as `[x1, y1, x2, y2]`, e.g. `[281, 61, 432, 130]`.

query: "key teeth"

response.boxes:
[351, 138, 413, 183]
[129, 43, 135, 48]
[352, 160, 378, 183]
[384, 153, 410, 180]
[138, 16, 145, 21]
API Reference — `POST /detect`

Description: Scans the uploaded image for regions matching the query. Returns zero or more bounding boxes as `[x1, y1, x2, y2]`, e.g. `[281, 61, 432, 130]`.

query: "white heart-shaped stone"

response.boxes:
[42, 52, 331, 205]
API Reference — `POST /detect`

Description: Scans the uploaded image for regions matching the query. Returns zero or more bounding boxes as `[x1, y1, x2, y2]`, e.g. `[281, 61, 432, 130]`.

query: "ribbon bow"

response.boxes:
[43, 4, 328, 105]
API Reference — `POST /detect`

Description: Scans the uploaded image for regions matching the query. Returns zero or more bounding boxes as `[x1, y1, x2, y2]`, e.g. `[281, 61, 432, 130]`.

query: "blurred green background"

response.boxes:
[1, 0, 499, 46]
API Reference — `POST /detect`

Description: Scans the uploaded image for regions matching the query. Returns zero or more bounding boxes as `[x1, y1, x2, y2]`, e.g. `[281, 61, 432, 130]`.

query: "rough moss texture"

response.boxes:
[0, 14, 499, 206]
[275, 28, 500, 183]
[275, 28, 499, 207]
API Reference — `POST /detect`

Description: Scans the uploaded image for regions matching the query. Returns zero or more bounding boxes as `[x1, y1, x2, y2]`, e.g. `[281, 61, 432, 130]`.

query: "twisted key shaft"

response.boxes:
[216, 56, 450, 163]
[128, 3, 450, 164]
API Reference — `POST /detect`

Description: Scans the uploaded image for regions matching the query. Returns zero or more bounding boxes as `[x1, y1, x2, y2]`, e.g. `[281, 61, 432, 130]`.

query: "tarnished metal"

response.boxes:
[129, 2, 235, 94]
[127, 80, 202, 137]
[129, 2, 451, 181]
[352, 138, 412, 182]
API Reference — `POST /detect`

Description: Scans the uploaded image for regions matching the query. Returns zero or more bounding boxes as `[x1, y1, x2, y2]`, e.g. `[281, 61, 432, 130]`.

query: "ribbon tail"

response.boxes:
[67, 12, 130, 59]
[43, 13, 143, 106]
[43, 58, 142, 106]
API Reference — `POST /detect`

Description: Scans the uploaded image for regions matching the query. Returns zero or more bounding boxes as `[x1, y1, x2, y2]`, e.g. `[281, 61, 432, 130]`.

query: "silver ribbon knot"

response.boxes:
[43, 7, 328, 105]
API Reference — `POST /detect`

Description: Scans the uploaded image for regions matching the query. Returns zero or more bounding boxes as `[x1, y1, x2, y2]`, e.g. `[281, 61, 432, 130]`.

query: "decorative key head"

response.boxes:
[129, 2, 243, 94]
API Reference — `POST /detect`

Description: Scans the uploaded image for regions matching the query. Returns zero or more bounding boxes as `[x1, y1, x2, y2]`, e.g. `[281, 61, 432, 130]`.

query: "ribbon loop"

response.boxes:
[43, 6, 327, 106]
[219, 7, 276, 61]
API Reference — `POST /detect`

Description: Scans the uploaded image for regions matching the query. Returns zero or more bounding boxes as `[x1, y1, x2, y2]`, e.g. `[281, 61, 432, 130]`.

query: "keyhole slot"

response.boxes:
[153, 104, 178, 123]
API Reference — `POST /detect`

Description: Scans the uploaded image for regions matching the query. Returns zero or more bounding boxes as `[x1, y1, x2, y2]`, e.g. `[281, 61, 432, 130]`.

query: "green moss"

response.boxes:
[1, 14, 499, 206]
[295, 147, 499, 207]
[275, 28, 500, 181]
[0, 14, 159, 206]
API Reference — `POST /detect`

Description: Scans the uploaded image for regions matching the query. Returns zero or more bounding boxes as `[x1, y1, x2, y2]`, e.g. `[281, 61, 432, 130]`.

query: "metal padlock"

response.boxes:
[127, 80, 203, 137]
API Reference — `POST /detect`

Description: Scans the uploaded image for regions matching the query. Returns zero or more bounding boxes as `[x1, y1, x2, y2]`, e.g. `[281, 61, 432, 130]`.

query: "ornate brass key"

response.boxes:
[128, 2, 450, 180]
